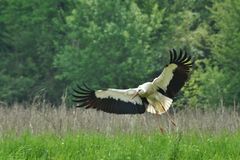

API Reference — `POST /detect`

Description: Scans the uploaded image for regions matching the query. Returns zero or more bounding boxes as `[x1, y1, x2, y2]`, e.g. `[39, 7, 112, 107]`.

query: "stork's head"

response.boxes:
[132, 82, 153, 99]
[137, 88, 145, 95]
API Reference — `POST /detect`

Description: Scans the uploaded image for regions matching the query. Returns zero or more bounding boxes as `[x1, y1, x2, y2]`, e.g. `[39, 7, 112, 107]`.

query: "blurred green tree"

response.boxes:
[54, 0, 164, 90]
[0, 0, 71, 103]
[181, 0, 240, 107]
[1, 0, 238, 108]
[210, 0, 240, 105]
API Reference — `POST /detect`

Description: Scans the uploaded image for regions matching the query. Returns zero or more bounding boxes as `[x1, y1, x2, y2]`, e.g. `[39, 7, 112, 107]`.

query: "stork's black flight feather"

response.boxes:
[165, 49, 193, 98]
[72, 84, 147, 114]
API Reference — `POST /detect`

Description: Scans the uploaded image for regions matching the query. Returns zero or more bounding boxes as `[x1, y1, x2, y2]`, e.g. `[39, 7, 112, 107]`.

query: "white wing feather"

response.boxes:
[95, 88, 142, 105]
[152, 64, 177, 91]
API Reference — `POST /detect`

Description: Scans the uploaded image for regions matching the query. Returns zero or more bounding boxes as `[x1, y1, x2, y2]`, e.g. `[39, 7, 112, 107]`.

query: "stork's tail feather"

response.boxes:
[146, 93, 173, 115]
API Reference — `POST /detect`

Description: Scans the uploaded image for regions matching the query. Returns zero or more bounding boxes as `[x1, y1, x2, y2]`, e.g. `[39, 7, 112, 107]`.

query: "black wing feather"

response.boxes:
[166, 49, 193, 98]
[72, 85, 147, 114]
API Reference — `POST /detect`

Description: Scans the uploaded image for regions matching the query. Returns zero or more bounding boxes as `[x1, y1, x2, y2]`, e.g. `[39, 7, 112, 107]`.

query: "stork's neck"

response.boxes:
[137, 82, 154, 96]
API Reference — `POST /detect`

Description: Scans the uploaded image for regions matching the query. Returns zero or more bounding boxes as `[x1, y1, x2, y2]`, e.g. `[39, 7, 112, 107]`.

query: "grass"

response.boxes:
[0, 132, 240, 160]
[0, 102, 239, 159]
[0, 103, 239, 136]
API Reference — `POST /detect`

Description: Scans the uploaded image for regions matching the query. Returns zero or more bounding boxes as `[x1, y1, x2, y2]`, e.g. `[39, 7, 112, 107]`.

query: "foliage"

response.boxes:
[0, 0, 71, 103]
[180, 0, 240, 107]
[0, 0, 239, 107]
[210, 0, 240, 104]
[181, 60, 227, 107]
[54, 0, 164, 89]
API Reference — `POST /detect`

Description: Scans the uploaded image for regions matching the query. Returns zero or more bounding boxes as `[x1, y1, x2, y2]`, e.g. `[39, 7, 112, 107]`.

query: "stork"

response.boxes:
[72, 49, 193, 119]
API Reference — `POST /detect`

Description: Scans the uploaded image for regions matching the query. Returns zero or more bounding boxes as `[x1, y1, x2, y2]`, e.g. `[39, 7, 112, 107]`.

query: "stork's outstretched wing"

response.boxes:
[153, 49, 193, 98]
[72, 84, 148, 114]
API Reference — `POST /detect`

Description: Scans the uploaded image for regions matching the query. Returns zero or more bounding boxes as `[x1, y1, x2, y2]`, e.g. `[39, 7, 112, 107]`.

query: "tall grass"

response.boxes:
[0, 102, 240, 159]
[0, 102, 239, 136]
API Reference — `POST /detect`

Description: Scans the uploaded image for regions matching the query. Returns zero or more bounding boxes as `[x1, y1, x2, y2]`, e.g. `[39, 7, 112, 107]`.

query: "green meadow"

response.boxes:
[0, 105, 239, 160]
[0, 132, 240, 160]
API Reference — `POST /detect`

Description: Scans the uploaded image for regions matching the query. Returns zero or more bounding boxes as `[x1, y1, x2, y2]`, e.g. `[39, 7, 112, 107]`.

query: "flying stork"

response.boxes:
[72, 49, 193, 116]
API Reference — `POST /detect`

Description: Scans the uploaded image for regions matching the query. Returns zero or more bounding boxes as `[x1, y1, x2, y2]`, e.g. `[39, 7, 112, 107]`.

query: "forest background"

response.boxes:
[1, 0, 239, 108]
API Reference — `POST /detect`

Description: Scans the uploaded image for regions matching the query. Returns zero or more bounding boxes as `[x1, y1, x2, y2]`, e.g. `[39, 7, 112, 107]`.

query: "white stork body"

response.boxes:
[72, 49, 193, 115]
[134, 82, 173, 114]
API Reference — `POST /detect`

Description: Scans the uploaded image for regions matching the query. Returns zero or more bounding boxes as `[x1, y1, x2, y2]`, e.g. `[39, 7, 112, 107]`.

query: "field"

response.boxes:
[1, 132, 240, 160]
[0, 103, 240, 159]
